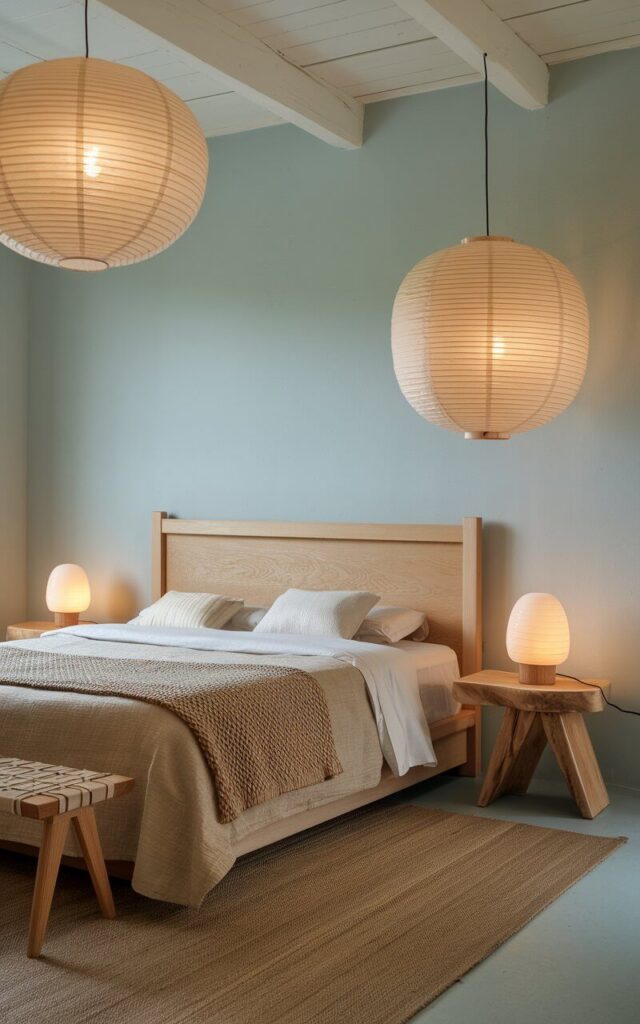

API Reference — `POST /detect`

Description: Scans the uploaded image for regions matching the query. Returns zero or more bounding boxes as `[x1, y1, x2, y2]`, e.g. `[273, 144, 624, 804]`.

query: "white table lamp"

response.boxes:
[506, 593, 570, 686]
[46, 564, 91, 627]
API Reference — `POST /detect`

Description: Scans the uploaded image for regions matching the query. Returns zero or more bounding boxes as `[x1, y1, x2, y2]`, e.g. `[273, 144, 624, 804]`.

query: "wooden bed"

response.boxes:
[152, 511, 483, 855]
[1, 512, 482, 881]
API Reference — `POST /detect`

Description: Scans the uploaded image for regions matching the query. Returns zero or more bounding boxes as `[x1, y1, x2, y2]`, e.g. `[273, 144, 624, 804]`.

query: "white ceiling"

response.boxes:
[0, 0, 638, 138]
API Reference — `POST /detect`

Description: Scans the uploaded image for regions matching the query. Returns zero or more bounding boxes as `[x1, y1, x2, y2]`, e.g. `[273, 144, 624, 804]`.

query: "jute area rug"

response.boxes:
[0, 805, 624, 1024]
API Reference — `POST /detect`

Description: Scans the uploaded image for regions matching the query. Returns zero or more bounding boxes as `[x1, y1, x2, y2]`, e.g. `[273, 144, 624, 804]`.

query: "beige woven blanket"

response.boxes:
[0, 647, 343, 823]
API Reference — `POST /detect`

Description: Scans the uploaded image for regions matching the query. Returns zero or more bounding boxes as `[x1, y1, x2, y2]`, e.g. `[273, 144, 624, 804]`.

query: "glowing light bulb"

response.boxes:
[83, 145, 101, 178]
[492, 336, 506, 358]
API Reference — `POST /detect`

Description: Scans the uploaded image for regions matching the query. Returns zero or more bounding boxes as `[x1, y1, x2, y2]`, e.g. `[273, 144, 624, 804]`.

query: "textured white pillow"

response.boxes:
[137, 591, 243, 629]
[355, 605, 429, 644]
[254, 589, 379, 639]
[223, 605, 267, 631]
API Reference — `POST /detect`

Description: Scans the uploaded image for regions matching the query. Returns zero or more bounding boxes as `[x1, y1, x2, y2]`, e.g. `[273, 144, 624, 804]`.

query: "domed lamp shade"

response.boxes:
[391, 236, 589, 439]
[0, 57, 208, 271]
[46, 564, 91, 627]
[506, 593, 570, 686]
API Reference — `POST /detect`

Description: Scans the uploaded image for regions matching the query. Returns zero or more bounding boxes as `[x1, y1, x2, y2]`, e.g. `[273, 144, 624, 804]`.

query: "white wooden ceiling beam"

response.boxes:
[98, 0, 363, 149]
[394, 0, 549, 109]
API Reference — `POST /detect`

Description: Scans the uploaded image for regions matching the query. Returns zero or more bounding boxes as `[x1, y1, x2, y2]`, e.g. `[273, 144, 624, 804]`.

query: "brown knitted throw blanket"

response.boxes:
[0, 647, 343, 823]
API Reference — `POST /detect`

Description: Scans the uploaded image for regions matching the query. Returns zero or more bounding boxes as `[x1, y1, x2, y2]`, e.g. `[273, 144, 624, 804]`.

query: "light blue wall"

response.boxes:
[0, 247, 29, 635]
[27, 50, 640, 788]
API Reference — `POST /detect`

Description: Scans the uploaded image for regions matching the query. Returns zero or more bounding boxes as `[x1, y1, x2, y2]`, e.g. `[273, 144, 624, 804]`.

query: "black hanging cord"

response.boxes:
[556, 674, 640, 718]
[84, 0, 89, 59]
[483, 52, 489, 236]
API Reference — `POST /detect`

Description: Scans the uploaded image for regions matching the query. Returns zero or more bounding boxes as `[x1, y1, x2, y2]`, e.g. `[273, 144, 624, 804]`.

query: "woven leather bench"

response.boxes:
[0, 757, 134, 957]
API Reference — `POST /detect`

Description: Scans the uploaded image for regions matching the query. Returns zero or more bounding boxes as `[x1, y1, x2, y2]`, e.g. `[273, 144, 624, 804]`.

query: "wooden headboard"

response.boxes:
[152, 513, 482, 675]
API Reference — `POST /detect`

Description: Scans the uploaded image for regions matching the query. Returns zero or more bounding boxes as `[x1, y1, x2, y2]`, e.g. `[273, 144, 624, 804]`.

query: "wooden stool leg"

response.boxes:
[541, 712, 609, 819]
[28, 815, 70, 958]
[479, 708, 547, 807]
[72, 808, 116, 919]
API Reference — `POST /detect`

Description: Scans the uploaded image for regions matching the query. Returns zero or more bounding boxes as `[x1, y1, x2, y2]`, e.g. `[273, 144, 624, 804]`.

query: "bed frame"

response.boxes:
[152, 511, 483, 856]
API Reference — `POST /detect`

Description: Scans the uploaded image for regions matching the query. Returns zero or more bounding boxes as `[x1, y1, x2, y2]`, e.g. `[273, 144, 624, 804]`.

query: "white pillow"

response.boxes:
[136, 591, 243, 630]
[355, 605, 429, 644]
[408, 620, 430, 642]
[254, 589, 379, 639]
[223, 605, 267, 631]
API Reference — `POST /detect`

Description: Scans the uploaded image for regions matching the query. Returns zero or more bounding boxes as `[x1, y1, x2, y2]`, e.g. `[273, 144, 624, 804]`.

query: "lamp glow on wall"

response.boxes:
[0, 2, 208, 272]
[506, 593, 570, 686]
[46, 564, 91, 627]
[391, 56, 589, 440]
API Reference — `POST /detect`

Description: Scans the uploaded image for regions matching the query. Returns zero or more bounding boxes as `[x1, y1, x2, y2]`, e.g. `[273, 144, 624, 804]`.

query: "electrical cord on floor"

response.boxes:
[556, 673, 640, 717]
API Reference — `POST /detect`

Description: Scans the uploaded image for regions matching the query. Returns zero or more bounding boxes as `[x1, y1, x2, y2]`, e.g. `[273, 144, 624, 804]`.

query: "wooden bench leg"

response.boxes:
[27, 808, 116, 957]
[28, 816, 70, 958]
[72, 808, 116, 919]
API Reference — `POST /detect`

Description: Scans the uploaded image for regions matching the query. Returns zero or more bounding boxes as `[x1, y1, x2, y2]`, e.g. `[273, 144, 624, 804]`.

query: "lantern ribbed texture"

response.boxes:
[0, 57, 208, 271]
[391, 236, 589, 438]
[506, 593, 570, 667]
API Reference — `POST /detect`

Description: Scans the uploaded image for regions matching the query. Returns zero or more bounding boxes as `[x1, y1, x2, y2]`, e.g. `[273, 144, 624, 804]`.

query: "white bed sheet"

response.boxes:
[390, 641, 461, 723]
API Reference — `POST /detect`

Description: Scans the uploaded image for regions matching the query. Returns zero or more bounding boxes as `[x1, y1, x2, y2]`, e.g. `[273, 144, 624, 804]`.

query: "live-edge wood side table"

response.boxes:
[6, 621, 95, 641]
[453, 670, 610, 819]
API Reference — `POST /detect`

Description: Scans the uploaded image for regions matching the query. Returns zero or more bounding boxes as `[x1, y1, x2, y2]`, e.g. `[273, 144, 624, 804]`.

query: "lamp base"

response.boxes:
[518, 663, 557, 686]
[53, 611, 80, 627]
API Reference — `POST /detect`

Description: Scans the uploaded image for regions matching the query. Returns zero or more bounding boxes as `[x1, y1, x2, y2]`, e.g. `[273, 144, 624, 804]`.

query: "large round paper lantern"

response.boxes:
[0, 57, 208, 271]
[392, 235, 589, 439]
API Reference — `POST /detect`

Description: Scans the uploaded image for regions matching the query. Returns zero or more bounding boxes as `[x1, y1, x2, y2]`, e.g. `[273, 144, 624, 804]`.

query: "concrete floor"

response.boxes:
[396, 776, 640, 1024]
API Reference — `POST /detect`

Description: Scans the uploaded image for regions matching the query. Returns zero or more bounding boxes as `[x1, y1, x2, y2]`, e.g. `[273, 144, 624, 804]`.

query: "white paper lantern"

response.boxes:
[506, 592, 570, 686]
[0, 57, 208, 271]
[392, 235, 589, 439]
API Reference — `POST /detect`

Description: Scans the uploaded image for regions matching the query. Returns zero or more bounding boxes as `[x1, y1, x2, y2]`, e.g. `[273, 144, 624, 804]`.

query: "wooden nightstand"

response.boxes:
[453, 670, 610, 819]
[6, 621, 94, 641]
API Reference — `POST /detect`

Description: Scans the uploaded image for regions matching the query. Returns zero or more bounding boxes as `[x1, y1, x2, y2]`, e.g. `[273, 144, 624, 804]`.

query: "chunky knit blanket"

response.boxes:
[0, 647, 343, 823]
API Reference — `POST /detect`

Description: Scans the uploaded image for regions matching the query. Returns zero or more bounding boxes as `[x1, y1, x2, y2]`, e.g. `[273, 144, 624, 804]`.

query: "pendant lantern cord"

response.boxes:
[84, 0, 89, 59]
[483, 52, 489, 236]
